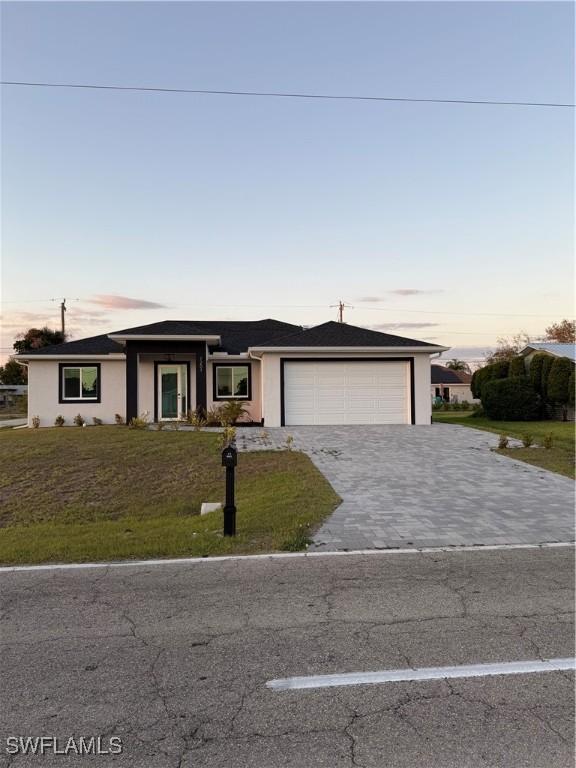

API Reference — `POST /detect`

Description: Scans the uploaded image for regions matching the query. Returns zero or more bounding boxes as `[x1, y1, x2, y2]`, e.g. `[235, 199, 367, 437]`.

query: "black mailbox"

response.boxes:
[221, 445, 237, 468]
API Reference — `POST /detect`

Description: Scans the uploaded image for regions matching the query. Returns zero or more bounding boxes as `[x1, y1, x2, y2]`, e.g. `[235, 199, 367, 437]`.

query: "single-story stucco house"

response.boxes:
[14, 319, 448, 427]
[431, 365, 478, 404]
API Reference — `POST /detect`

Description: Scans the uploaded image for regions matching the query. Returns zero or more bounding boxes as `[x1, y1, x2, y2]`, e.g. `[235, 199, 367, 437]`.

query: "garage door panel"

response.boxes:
[284, 361, 410, 426]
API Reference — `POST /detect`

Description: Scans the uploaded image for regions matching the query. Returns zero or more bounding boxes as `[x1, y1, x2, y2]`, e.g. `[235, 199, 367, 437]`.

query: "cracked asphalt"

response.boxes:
[0, 547, 574, 768]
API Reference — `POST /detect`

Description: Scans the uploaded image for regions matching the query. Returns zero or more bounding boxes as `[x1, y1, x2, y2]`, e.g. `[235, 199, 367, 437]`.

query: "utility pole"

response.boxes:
[330, 300, 353, 323]
[60, 298, 66, 336]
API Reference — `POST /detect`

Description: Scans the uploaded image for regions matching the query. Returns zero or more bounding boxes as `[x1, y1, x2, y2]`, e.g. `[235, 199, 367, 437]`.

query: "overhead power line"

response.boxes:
[1, 297, 573, 320]
[1, 81, 573, 108]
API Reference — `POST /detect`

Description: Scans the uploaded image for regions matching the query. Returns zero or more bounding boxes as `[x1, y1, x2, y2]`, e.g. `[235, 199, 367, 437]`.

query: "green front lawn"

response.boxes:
[0, 427, 340, 564]
[433, 412, 575, 479]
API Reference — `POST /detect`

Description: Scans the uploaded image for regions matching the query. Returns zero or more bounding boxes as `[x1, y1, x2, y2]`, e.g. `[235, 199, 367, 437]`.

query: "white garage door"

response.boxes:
[283, 361, 411, 425]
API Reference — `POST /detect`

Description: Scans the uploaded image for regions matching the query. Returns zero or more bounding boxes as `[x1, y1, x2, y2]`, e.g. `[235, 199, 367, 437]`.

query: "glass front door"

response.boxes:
[158, 365, 187, 420]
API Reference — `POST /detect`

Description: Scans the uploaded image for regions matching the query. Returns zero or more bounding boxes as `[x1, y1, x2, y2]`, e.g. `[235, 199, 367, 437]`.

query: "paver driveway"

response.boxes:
[237, 424, 574, 550]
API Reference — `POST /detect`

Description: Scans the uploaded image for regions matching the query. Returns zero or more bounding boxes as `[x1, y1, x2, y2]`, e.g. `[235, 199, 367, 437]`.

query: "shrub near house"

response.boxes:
[482, 377, 541, 421]
[473, 353, 575, 422]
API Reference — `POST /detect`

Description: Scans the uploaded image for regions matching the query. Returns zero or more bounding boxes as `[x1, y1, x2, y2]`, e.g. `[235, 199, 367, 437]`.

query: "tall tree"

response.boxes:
[486, 333, 530, 364]
[0, 358, 27, 385]
[544, 320, 576, 344]
[444, 359, 471, 373]
[13, 327, 65, 355]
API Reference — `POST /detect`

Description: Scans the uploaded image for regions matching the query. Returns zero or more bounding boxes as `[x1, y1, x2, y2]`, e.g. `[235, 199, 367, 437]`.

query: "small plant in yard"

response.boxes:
[521, 434, 534, 448]
[498, 434, 509, 449]
[31, 415, 40, 429]
[217, 400, 250, 426]
[285, 434, 295, 451]
[128, 412, 150, 430]
[280, 523, 313, 551]
[54, 415, 65, 427]
[259, 429, 271, 444]
[219, 426, 237, 449]
[543, 433, 554, 450]
[73, 414, 85, 427]
[156, 421, 165, 431]
[114, 414, 125, 425]
[92, 417, 103, 426]
[187, 408, 207, 431]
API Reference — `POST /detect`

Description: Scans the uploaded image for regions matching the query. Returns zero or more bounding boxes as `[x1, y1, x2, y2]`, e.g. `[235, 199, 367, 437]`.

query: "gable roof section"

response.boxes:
[521, 343, 576, 362]
[252, 321, 440, 349]
[18, 334, 124, 357]
[17, 320, 303, 357]
[431, 365, 472, 384]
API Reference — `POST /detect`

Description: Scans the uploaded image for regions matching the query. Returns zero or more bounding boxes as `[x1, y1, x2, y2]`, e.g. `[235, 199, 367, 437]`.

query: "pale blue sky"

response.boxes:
[1, 1, 574, 362]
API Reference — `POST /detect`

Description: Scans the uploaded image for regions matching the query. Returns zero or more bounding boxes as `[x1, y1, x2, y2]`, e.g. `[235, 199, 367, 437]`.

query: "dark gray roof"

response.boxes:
[252, 321, 438, 348]
[18, 319, 438, 357]
[19, 320, 302, 357]
[431, 365, 472, 384]
[21, 334, 124, 356]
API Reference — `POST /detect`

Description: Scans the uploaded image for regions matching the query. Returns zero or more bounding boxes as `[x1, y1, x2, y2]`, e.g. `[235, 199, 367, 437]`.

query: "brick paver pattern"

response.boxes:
[236, 424, 575, 551]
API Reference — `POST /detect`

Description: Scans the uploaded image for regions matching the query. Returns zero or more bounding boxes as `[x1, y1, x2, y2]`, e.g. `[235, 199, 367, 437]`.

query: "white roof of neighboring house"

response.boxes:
[521, 343, 576, 362]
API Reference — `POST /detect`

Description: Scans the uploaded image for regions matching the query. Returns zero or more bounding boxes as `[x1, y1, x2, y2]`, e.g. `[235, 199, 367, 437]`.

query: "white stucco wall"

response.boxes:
[259, 351, 433, 427]
[27, 359, 126, 427]
[431, 383, 477, 403]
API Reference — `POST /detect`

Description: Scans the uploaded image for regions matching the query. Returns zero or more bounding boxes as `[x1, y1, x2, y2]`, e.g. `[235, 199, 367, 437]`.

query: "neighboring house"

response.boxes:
[520, 342, 576, 366]
[0, 384, 27, 408]
[431, 365, 478, 404]
[14, 320, 448, 427]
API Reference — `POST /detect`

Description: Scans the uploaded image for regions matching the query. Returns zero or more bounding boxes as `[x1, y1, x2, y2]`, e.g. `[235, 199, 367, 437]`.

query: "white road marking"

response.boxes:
[266, 658, 576, 691]
[0, 541, 572, 573]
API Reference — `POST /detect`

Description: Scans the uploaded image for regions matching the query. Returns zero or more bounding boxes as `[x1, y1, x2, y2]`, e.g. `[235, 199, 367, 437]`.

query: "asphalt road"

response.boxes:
[0, 547, 574, 768]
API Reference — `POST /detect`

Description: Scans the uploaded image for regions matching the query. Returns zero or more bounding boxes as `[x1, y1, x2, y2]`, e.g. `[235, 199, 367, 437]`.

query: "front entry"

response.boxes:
[157, 364, 188, 420]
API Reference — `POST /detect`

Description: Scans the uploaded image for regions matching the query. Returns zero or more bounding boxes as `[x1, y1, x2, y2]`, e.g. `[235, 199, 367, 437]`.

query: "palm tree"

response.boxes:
[445, 359, 471, 373]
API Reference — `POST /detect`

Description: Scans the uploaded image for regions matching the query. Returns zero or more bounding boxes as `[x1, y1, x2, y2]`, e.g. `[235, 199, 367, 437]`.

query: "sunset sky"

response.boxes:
[1, 1, 574, 365]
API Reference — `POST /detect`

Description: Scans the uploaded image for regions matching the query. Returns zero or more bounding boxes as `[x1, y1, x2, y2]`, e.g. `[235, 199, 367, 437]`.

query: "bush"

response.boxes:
[482, 377, 541, 421]
[186, 407, 207, 430]
[543, 433, 554, 450]
[54, 415, 65, 427]
[73, 414, 85, 427]
[472, 360, 510, 400]
[521, 434, 534, 448]
[498, 434, 509, 449]
[529, 353, 548, 396]
[540, 356, 554, 399]
[31, 415, 40, 428]
[569, 372, 575, 408]
[547, 357, 574, 419]
[114, 414, 125, 425]
[509, 356, 526, 378]
[128, 413, 149, 430]
[92, 417, 103, 426]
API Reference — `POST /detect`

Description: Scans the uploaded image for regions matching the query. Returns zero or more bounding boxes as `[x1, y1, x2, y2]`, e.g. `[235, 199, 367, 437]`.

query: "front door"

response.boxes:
[158, 364, 188, 420]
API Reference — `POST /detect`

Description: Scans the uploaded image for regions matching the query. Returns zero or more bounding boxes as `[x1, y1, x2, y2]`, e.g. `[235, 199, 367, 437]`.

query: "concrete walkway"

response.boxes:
[0, 418, 26, 429]
[237, 424, 574, 550]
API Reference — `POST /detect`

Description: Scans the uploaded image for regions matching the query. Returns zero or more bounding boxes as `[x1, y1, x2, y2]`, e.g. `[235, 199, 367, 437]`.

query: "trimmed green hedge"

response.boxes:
[471, 360, 510, 400]
[482, 377, 542, 421]
[547, 357, 574, 406]
[529, 352, 548, 396]
[509, 356, 526, 378]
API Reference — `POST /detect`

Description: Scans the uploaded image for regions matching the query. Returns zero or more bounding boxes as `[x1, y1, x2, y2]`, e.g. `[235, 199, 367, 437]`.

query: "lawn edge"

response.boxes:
[1, 541, 573, 572]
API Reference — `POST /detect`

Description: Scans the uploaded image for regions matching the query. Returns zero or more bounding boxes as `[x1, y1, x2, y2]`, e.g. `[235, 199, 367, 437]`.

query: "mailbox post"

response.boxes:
[221, 444, 237, 536]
